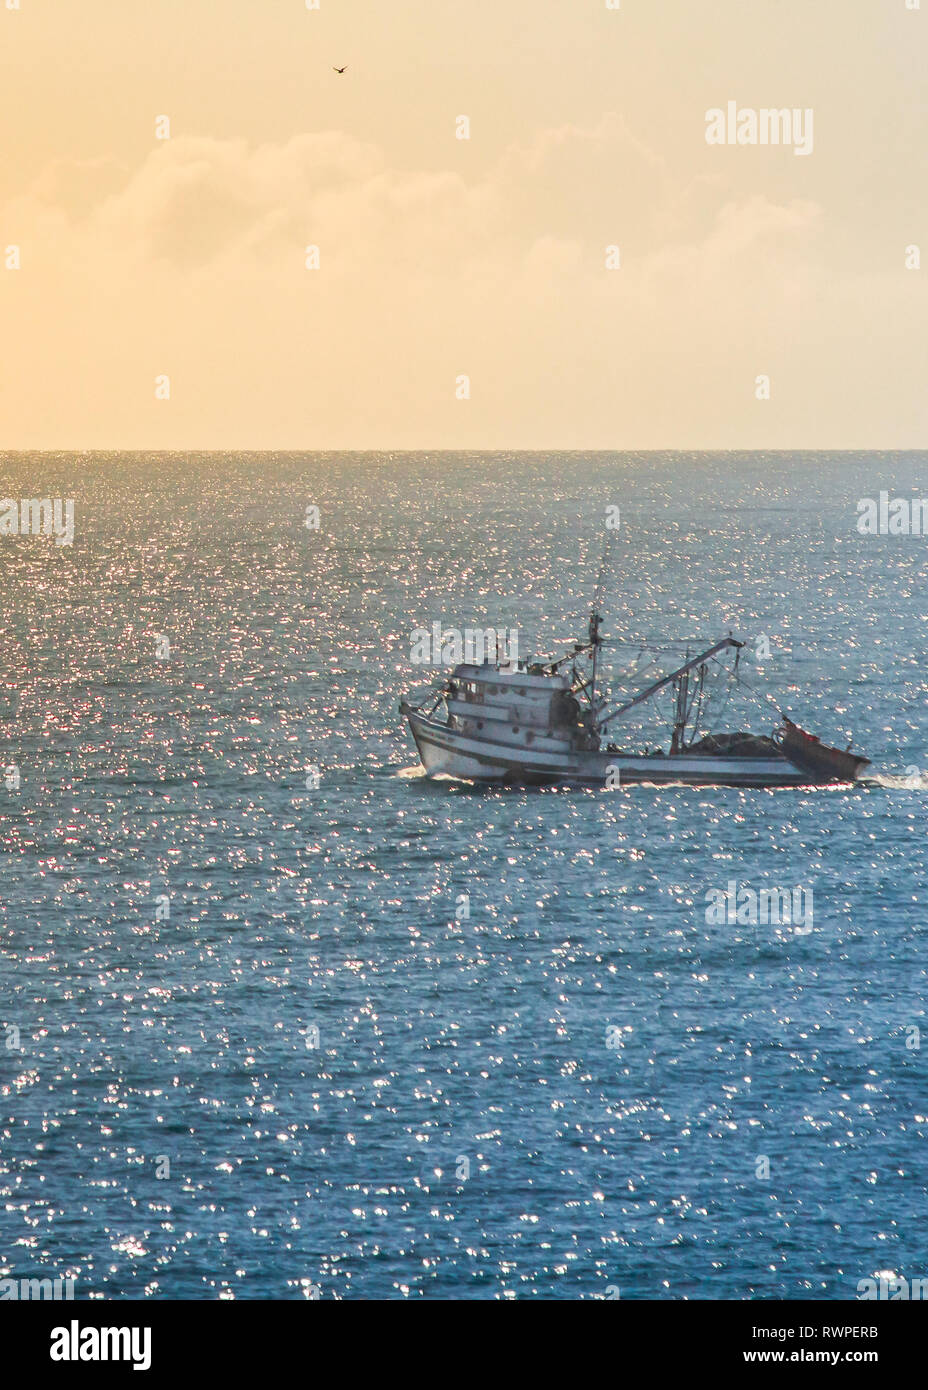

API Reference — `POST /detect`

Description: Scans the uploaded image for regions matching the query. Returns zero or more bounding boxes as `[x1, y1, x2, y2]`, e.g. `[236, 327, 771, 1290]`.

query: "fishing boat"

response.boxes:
[399, 610, 870, 789]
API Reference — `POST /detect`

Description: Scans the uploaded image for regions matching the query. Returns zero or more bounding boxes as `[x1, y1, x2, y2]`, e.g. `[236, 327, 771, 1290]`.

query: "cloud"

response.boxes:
[1, 118, 924, 446]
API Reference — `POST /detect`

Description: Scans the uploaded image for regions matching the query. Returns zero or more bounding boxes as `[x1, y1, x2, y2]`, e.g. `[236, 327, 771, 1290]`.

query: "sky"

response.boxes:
[0, 0, 925, 449]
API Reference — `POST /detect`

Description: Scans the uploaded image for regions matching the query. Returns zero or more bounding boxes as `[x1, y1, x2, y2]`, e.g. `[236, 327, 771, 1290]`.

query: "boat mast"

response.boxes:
[587, 529, 615, 709]
[671, 660, 690, 754]
[588, 609, 602, 706]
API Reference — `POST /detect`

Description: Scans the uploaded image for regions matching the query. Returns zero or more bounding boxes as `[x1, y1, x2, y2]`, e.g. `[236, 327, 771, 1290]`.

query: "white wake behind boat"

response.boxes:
[400, 611, 870, 789]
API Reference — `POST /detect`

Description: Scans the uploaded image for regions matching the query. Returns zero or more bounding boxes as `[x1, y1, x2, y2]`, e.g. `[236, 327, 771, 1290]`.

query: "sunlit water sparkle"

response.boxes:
[1, 451, 926, 1299]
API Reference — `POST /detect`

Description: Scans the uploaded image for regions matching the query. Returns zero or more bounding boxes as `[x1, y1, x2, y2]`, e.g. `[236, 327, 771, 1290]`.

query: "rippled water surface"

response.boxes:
[1, 451, 927, 1299]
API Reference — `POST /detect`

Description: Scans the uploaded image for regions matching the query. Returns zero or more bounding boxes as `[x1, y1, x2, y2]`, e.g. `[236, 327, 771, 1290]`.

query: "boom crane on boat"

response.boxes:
[595, 637, 744, 731]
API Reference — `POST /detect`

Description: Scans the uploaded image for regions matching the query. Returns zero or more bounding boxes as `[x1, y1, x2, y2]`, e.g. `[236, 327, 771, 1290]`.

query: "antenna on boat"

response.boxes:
[591, 528, 616, 619]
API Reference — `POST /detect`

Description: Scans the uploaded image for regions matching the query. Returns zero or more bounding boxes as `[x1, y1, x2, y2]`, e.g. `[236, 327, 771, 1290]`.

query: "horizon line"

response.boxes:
[2, 445, 927, 456]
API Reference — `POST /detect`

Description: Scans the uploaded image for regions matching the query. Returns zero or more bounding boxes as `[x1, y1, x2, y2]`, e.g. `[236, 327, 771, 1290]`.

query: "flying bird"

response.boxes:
[333, 66, 347, 74]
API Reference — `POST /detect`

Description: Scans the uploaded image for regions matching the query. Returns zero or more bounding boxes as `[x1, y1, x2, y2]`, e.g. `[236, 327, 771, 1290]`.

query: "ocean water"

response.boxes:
[1, 450, 927, 1301]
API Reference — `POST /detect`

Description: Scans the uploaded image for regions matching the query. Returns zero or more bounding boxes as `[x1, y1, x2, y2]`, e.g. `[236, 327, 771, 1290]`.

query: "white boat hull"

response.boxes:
[402, 707, 836, 788]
